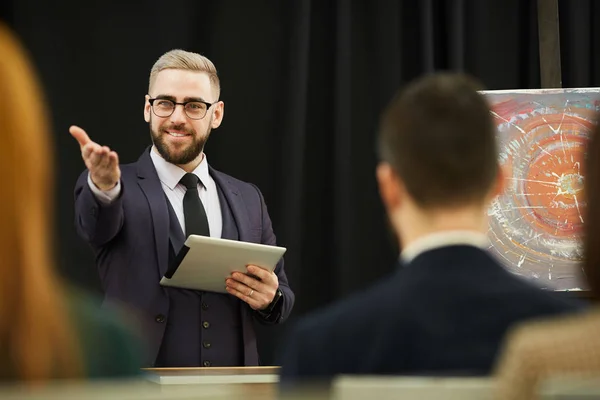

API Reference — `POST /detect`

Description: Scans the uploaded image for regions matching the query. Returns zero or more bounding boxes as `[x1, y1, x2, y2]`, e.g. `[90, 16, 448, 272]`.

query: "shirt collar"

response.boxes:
[150, 146, 210, 190]
[400, 230, 489, 264]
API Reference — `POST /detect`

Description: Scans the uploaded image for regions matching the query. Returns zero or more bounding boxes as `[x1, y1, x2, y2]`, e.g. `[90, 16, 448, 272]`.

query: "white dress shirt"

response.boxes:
[400, 230, 490, 264]
[87, 146, 223, 238]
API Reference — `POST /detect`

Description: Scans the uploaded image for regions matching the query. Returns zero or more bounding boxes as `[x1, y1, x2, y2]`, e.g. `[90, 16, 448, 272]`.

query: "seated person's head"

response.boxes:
[0, 22, 82, 381]
[376, 73, 502, 242]
[584, 116, 600, 300]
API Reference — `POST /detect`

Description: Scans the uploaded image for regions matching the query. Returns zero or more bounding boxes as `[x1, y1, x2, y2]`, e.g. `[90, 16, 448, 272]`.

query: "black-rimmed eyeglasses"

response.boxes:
[149, 98, 215, 120]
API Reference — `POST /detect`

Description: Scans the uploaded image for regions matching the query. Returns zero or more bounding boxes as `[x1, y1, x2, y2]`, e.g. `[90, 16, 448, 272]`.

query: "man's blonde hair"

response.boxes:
[149, 49, 220, 99]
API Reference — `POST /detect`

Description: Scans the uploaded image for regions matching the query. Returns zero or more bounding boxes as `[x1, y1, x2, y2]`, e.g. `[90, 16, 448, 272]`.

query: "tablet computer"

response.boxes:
[159, 235, 287, 293]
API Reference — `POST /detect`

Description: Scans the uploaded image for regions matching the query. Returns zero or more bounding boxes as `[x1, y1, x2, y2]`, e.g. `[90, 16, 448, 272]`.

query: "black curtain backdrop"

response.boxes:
[2, 0, 598, 364]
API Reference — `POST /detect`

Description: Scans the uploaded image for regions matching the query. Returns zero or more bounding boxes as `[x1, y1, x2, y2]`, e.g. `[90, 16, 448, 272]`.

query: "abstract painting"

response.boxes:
[483, 88, 600, 290]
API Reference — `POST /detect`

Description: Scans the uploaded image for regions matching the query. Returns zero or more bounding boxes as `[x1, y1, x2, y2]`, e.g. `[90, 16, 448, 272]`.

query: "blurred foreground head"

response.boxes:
[376, 73, 502, 243]
[0, 22, 81, 381]
[583, 117, 600, 300]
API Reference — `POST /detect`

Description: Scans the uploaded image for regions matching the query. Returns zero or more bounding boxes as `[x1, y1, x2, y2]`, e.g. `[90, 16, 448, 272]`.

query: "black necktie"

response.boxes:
[179, 173, 210, 238]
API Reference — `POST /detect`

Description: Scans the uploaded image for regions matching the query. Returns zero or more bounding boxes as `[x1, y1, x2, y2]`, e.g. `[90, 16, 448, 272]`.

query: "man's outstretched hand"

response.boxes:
[70, 125, 120, 191]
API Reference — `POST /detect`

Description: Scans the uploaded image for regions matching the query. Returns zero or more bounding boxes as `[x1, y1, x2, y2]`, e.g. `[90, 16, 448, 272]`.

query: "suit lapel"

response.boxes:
[216, 184, 240, 241]
[136, 147, 170, 278]
[210, 167, 257, 363]
[166, 198, 185, 256]
[210, 167, 252, 242]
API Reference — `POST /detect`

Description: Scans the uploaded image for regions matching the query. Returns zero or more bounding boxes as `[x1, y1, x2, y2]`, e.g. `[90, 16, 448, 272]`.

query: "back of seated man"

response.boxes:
[278, 73, 584, 385]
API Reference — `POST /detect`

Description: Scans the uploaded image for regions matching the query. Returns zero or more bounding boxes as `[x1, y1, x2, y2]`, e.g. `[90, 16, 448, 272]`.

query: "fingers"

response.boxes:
[82, 142, 96, 160]
[226, 269, 278, 311]
[97, 146, 113, 170]
[71, 126, 121, 190]
[87, 145, 110, 169]
[246, 265, 278, 290]
[107, 151, 119, 168]
[246, 265, 275, 281]
[229, 271, 268, 294]
[225, 284, 262, 310]
[71, 126, 119, 168]
[69, 125, 91, 148]
[102, 151, 120, 175]
[82, 144, 118, 172]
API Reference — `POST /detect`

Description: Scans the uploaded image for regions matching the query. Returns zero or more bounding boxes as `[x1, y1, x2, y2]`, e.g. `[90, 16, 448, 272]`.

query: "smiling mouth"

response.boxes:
[166, 131, 191, 138]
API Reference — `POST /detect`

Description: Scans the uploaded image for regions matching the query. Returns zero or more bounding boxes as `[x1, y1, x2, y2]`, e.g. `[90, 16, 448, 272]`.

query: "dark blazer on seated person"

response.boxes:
[0, 287, 143, 380]
[67, 288, 144, 378]
[279, 235, 584, 384]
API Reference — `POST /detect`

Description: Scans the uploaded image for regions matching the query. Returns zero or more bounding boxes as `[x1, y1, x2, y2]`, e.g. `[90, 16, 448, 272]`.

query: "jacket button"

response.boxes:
[202, 321, 210, 329]
[203, 342, 211, 349]
[91, 208, 97, 216]
[203, 360, 211, 367]
[155, 314, 165, 323]
[201, 302, 208, 310]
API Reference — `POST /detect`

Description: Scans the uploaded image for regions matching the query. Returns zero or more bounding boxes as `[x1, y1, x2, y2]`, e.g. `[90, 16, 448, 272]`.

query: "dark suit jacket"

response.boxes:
[279, 245, 582, 384]
[74, 147, 294, 366]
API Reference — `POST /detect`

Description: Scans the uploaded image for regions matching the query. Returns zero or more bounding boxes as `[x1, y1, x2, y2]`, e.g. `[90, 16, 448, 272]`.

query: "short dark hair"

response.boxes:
[583, 119, 600, 301]
[377, 72, 498, 209]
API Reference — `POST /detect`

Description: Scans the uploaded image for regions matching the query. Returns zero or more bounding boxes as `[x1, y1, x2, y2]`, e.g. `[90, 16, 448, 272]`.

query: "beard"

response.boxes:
[150, 117, 212, 165]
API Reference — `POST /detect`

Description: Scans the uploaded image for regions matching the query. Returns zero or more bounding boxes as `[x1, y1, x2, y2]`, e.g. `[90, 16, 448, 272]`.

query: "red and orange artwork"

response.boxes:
[483, 89, 600, 290]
